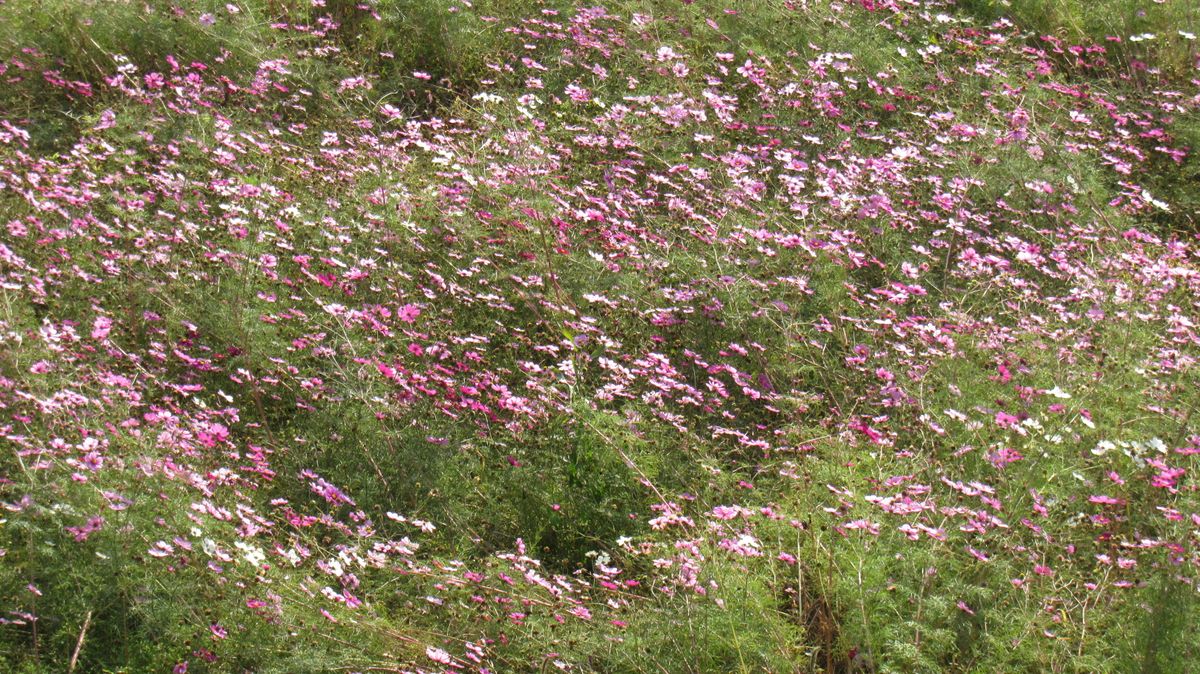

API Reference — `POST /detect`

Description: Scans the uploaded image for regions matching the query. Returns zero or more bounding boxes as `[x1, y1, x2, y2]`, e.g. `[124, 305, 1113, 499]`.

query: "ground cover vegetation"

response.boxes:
[0, 0, 1198, 671]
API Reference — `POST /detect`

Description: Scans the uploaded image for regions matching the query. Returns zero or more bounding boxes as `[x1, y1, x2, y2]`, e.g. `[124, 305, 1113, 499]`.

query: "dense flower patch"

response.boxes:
[0, 0, 1198, 671]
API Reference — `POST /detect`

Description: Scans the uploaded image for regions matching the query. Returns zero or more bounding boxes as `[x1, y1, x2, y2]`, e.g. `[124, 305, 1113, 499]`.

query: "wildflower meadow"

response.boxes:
[0, 0, 1198, 671]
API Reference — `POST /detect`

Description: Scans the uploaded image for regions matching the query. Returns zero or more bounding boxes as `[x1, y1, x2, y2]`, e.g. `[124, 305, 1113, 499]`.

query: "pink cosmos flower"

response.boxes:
[397, 303, 421, 323]
[94, 109, 116, 131]
[565, 84, 591, 103]
[337, 76, 371, 92]
[91, 316, 113, 341]
[426, 646, 452, 664]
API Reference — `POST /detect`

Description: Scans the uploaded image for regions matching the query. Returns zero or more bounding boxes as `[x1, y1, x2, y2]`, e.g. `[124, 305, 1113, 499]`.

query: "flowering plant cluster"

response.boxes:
[0, 0, 1198, 671]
